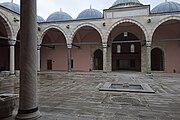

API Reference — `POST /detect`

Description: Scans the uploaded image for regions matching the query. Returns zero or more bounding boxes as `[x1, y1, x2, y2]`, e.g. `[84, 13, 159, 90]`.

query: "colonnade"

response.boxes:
[7, 39, 152, 75]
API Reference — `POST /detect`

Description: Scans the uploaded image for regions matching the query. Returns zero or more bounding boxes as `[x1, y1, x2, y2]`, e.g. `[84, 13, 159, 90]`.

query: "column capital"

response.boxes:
[102, 42, 108, 48]
[8, 40, 16, 46]
[67, 44, 72, 49]
[146, 41, 152, 47]
[37, 45, 41, 50]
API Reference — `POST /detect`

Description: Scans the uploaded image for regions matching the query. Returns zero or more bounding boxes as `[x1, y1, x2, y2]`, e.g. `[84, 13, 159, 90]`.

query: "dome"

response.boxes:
[77, 7, 103, 20]
[111, 0, 142, 8]
[37, 16, 45, 23]
[46, 11, 73, 22]
[0, 2, 20, 13]
[151, 2, 180, 14]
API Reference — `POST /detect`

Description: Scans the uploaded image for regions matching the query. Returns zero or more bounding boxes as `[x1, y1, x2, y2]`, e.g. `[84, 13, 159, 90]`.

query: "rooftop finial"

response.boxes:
[11, 0, 13, 3]
[90, 5, 92, 9]
[60, 8, 62, 12]
[165, 0, 167, 2]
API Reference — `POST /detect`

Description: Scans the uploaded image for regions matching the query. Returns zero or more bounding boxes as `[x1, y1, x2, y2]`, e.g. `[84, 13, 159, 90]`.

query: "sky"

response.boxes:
[1, 0, 180, 20]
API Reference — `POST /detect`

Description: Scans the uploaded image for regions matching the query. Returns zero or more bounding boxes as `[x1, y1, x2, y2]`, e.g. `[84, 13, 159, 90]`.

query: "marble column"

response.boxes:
[67, 44, 72, 72]
[8, 40, 16, 75]
[16, 0, 41, 119]
[146, 41, 152, 74]
[103, 43, 108, 73]
[37, 45, 41, 72]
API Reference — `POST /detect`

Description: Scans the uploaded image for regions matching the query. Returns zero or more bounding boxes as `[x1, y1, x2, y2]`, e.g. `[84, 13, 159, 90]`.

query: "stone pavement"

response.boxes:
[1, 71, 180, 120]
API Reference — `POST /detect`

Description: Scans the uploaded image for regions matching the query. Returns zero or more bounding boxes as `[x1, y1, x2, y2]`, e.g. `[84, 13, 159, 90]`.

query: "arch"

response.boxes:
[0, 12, 13, 38]
[71, 23, 103, 42]
[40, 25, 68, 71]
[111, 32, 141, 71]
[150, 16, 180, 40]
[107, 19, 148, 41]
[93, 49, 103, 70]
[40, 25, 68, 45]
[151, 47, 164, 71]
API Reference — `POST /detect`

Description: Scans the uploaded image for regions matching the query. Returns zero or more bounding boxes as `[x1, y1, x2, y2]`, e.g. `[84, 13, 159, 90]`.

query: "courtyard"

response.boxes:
[1, 71, 180, 120]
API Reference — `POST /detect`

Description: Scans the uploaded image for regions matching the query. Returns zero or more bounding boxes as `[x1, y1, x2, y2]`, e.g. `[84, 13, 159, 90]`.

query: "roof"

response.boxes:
[46, 11, 73, 22]
[77, 7, 103, 20]
[0, 2, 20, 13]
[111, 0, 142, 8]
[151, 2, 180, 14]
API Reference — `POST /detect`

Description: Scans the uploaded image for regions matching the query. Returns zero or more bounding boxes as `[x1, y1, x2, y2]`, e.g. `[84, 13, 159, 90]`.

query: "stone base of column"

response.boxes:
[16, 109, 41, 120]
[9, 73, 16, 76]
[103, 70, 107, 73]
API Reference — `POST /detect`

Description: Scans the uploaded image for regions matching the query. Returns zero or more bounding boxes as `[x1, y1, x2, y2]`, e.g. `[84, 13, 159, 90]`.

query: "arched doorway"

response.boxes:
[111, 32, 141, 71]
[151, 48, 164, 71]
[93, 49, 103, 70]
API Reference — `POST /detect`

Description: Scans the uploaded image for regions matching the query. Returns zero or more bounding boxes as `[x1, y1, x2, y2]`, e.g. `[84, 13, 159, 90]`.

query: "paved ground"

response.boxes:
[1, 71, 180, 120]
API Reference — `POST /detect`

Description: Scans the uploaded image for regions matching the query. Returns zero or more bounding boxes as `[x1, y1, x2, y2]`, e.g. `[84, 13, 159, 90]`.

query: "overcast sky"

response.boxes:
[1, 0, 180, 20]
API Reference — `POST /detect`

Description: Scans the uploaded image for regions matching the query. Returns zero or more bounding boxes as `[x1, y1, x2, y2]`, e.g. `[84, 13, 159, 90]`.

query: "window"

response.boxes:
[130, 44, 135, 53]
[124, 32, 128, 37]
[117, 44, 121, 53]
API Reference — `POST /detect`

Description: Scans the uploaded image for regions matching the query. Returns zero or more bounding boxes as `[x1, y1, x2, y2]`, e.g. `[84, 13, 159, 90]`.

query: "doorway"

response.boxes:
[93, 49, 103, 70]
[151, 48, 164, 71]
[47, 59, 52, 70]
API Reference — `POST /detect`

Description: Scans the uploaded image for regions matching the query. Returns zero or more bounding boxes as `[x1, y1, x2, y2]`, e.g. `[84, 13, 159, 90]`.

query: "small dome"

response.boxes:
[151, 2, 180, 14]
[37, 16, 45, 23]
[77, 7, 103, 20]
[111, 0, 142, 8]
[0, 2, 20, 13]
[46, 11, 73, 22]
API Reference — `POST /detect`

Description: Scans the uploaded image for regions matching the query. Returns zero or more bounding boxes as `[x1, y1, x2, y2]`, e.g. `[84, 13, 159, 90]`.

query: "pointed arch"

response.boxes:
[107, 19, 148, 41]
[0, 12, 13, 37]
[40, 25, 68, 45]
[150, 16, 180, 41]
[71, 23, 103, 43]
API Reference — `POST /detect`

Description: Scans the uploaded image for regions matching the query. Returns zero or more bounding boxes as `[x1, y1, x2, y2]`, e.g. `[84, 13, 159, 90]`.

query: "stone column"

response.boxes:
[146, 41, 152, 74]
[67, 44, 72, 72]
[8, 40, 16, 75]
[103, 42, 108, 73]
[16, 0, 41, 119]
[37, 45, 41, 72]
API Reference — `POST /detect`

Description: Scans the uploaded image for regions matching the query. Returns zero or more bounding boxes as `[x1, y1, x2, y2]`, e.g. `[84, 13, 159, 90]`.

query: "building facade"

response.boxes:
[0, 0, 180, 74]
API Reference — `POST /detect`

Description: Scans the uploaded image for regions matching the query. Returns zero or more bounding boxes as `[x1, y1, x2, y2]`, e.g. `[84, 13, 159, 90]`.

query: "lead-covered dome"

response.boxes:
[46, 11, 73, 22]
[77, 7, 103, 20]
[111, 0, 142, 8]
[37, 16, 45, 23]
[151, 2, 180, 14]
[0, 2, 20, 13]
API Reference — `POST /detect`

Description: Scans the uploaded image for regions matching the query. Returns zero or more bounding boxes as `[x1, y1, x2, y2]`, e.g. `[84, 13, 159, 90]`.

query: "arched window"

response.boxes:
[117, 44, 121, 53]
[130, 44, 135, 53]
